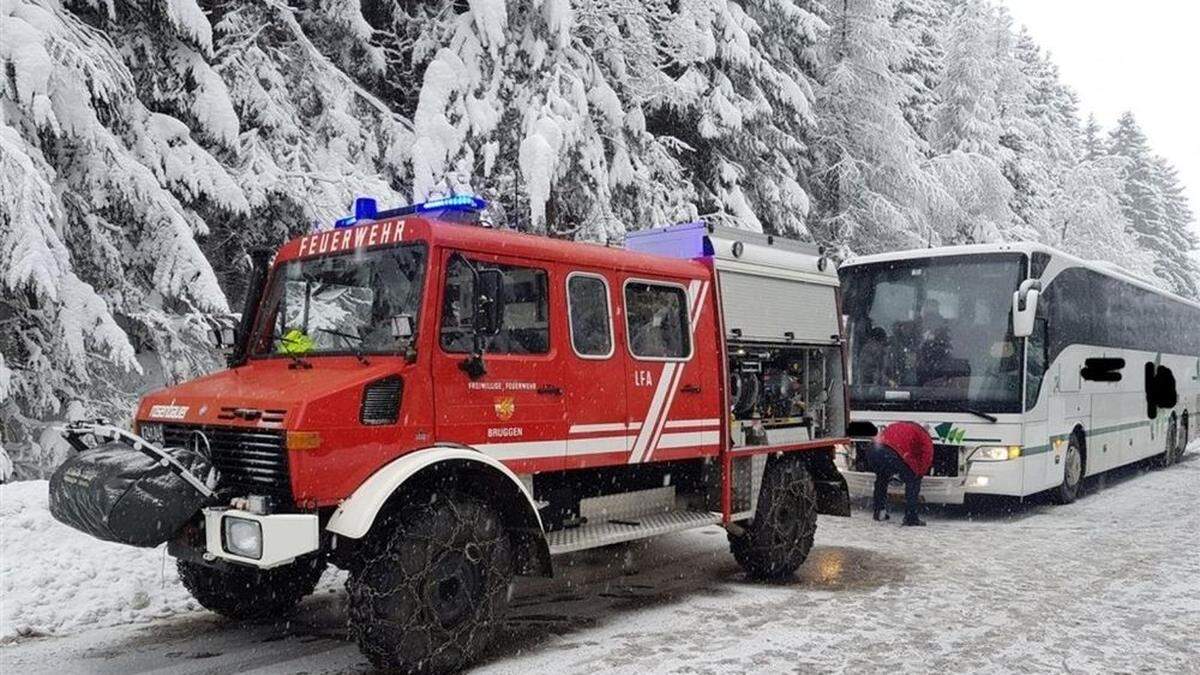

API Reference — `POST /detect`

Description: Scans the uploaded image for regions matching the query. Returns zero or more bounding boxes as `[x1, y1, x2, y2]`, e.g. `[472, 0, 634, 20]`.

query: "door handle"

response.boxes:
[537, 385, 563, 396]
[681, 384, 702, 394]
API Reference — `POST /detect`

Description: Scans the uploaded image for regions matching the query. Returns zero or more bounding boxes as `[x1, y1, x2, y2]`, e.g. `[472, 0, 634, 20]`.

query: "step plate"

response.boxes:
[547, 510, 722, 556]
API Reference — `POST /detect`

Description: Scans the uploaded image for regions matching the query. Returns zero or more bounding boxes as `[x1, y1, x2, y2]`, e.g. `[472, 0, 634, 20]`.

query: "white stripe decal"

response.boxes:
[656, 430, 721, 449]
[628, 361, 676, 462]
[568, 423, 629, 434]
[643, 279, 709, 463]
[641, 361, 685, 462]
[567, 435, 636, 456]
[477, 440, 566, 459]
[663, 418, 721, 429]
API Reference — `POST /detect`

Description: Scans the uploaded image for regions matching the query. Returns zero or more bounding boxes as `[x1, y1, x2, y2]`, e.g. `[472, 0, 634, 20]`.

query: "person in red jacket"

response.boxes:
[870, 421, 934, 526]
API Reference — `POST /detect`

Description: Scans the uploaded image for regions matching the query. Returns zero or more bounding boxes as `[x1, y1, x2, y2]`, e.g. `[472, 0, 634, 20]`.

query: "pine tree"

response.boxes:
[1107, 112, 1180, 290]
[1149, 156, 1200, 297]
[809, 0, 940, 252]
[891, 0, 947, 150]
[1081, 114, 1104, 160]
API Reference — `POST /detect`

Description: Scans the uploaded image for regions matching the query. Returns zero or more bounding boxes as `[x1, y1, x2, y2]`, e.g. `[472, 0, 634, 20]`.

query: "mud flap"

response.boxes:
[49, 432, 217, 547]
[801, 451, 852, 517]
[813, 479, 852, 517]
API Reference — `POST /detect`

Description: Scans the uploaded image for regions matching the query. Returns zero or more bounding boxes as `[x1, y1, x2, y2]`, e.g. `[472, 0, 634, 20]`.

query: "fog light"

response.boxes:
[971, 476, 991, 487]
[223, 517, 263, 559]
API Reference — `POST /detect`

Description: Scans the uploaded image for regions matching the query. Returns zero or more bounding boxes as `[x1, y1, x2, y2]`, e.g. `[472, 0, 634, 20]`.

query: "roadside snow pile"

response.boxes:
[0, 480, 197, 641]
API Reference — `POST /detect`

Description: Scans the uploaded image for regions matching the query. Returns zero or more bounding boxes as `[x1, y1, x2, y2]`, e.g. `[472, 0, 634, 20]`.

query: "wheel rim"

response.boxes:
[1065, 445, 1082, 489]
[424, 550, 483, 628]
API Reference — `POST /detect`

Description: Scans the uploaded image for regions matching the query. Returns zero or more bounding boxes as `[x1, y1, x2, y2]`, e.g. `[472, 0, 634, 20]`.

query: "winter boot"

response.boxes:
[873, 509, 890, 522]
[902, 516, 926, 527]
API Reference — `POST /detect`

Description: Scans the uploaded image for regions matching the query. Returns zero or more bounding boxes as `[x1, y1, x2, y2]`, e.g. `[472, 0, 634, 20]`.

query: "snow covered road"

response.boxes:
[3, 451, 1198, 674]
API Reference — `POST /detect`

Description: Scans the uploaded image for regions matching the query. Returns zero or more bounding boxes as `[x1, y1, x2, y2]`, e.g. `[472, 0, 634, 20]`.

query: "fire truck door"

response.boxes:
[622, 277, 718, 464]
[432, 251, 567, 473]
[562, 272, 628, 469]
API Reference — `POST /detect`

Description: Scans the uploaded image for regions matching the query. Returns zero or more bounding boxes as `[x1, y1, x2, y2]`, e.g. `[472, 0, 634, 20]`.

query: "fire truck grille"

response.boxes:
[161, 424, 292, 502]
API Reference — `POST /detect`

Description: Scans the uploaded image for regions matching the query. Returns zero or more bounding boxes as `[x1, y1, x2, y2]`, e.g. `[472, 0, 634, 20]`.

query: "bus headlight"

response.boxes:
[973, 445, 1022, 461]
[223, 517, 263, 559]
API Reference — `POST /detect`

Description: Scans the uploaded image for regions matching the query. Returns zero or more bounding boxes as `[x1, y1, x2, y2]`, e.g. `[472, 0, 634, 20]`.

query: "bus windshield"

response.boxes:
[841, 254, 1025, 413]
[249, 244, 427, 358]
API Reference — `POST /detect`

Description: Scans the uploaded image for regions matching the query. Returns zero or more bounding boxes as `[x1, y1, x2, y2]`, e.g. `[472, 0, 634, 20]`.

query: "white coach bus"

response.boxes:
[836, 243, 1199, 504]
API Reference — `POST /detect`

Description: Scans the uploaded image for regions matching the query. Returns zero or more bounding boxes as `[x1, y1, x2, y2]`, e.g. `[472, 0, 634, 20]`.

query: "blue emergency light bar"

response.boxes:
[334, 194, 488, 229]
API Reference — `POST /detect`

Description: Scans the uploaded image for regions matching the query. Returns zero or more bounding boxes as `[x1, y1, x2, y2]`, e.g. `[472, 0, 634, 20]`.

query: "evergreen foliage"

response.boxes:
[1, 0, 1196, 476]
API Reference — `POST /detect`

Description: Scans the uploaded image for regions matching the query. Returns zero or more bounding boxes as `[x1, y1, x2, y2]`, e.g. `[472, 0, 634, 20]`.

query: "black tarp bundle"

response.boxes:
[49, 441, 217, 547]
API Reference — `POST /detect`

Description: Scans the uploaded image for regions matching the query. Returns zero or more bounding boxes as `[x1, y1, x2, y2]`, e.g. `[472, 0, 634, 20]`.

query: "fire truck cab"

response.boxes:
[115, 198, 850, 671]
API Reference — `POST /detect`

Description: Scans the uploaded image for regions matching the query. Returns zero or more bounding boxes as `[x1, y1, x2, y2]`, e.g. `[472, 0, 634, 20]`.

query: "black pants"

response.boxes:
[869, 443, 922, 521]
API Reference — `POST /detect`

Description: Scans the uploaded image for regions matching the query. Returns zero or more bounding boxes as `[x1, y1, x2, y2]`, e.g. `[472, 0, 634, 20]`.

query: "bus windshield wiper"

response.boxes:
[950, 405, 998, 423]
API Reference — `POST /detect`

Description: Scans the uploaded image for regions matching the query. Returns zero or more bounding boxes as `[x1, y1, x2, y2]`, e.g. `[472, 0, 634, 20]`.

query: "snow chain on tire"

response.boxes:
[177, 556, 325, 620]
[346, 492, 513, 673]
[728, 455, 818, 579]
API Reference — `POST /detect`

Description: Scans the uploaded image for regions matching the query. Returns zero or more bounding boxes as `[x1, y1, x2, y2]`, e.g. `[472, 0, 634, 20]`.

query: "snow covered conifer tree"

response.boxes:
[808, 0, 945, 252]
[1149, 156, 1200, 297]
[891, 0, 947, 150]
[644, 0, 825, 236]
[1106, 111, 1195, 295]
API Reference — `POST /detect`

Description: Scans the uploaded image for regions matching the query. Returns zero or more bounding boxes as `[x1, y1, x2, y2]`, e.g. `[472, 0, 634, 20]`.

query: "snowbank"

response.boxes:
[0, 480, 197, 641]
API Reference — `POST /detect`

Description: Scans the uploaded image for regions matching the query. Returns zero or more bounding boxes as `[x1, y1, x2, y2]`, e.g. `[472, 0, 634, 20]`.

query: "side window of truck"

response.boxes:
[624, 281, 691, 360]
[567, 273, 614, 358]
[440, 256, 550, 354]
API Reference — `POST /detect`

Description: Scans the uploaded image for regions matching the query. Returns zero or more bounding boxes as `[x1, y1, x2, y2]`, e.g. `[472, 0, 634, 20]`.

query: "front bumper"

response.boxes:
[202, 507, 320, 569]
[842, 461, 1023, 505]
[845, 471, 968, 504]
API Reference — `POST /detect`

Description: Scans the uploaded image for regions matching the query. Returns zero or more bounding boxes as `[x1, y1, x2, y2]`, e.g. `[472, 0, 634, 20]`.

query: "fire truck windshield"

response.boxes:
[248, 244, 427, 358]
[840, 253, 1026, 414]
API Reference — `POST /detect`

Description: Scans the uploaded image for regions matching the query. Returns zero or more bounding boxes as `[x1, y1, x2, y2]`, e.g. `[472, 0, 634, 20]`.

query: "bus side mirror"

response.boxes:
[474, 268, 505, 336]
[1012, 279, 1042, 338]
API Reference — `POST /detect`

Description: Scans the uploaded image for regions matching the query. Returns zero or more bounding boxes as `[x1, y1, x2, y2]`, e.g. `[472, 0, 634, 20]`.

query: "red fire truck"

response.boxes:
[50, 196, 850, 672]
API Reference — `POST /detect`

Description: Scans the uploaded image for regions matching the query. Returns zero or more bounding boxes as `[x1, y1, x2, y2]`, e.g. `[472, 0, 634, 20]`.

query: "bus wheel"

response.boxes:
[177, 556, 325, 620]
[1052, 435, 1084, 504]
[346, 493, 513, 673]
[728, 456, 817, 579]
[1156, 416, 1178, 468]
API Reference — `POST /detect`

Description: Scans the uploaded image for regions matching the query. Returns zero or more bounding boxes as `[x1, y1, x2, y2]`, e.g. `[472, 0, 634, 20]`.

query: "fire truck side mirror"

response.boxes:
[474, 268, 505, 337]
[212, 325, 238, 352]
[388, 314, 414, 339]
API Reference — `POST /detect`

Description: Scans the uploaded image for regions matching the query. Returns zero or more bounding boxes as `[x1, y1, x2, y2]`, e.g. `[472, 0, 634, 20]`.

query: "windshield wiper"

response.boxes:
[949, 406, 998, 423]
[269, 329, 313, 369]
[318, 328, 370, 365]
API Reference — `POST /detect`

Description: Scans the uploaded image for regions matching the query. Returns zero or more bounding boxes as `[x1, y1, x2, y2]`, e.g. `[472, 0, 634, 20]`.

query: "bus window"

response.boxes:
[1025, 318, 1048, 410]
[841, 254, 1025, 413]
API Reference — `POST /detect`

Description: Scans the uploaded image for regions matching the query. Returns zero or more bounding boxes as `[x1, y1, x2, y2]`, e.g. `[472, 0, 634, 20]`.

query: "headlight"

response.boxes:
[139, 422, 164, 445]
[223, 517, 263, 559]
[973, 445, 1021, 461]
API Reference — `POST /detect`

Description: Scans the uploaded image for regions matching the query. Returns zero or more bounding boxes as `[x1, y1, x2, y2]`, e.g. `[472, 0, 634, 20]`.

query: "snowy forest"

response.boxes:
[1, 0, 1197, 479]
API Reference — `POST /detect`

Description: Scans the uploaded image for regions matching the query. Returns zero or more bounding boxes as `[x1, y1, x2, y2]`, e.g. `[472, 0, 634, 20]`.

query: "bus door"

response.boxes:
[432, 250, 567, 473]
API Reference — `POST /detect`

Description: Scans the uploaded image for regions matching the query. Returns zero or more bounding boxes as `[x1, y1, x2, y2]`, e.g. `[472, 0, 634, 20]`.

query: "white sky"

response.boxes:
[1001, 0, 1200, 254]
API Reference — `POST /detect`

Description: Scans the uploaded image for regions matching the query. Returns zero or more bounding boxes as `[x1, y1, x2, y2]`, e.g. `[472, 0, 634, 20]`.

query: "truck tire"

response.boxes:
[177, 556, 325, 620]
[728, 456, 817, 579]
[1051, 434, 1084, 504]
[346, 493, 513, 673]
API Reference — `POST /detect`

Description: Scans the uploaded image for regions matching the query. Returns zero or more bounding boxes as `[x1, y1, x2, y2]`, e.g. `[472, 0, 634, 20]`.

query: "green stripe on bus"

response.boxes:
[1024, 420, 1154, 456]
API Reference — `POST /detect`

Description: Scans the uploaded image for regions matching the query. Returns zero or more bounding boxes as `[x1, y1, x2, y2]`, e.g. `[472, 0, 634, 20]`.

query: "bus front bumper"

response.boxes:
[842, 464, 1022, 505]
